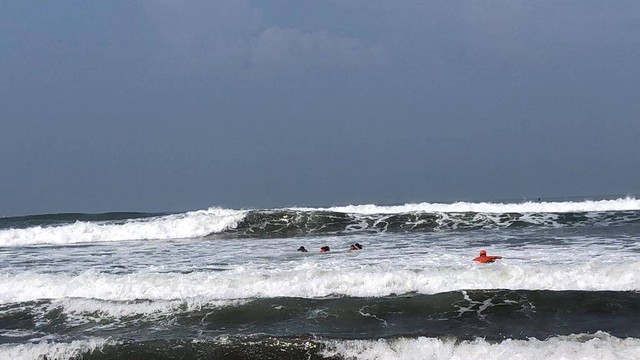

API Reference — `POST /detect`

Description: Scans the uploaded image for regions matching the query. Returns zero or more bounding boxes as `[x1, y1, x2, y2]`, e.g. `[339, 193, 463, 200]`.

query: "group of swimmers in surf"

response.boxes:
[298, 244, 502, 263]
[297, 243, 363, 253]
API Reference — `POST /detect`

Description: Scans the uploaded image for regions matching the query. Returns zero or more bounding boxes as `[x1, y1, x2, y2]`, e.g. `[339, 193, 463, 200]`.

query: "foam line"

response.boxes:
[2, 261, 638, 303]
[321, 332, 640, 360]
[0, 338, 113, 360]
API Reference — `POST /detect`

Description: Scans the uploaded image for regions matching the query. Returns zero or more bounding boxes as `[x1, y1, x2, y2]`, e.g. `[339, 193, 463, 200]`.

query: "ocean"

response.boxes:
[1, 197, 639, 359]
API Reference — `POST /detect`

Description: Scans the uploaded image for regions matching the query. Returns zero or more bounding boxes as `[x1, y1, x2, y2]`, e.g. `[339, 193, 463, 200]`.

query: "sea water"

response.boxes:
[1, 198, 639, 359]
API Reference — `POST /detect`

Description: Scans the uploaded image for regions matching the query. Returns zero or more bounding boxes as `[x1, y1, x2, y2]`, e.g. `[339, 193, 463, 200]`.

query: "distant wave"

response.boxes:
[0, 208, 247, 247]
[0, 212, 163, 230]
[225, 208, 640, 238]
[293, 197, 640, 214]
[1, 198, 640, 246]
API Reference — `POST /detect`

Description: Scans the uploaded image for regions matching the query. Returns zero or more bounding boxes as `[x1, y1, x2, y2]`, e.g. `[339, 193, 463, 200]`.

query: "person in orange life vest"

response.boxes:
[473, 249, 502, 263]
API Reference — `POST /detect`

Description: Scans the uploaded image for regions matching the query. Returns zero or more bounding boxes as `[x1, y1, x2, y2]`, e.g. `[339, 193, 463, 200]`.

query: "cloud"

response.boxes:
[250, 27, 386, 76]
[143, 1, 385, 78]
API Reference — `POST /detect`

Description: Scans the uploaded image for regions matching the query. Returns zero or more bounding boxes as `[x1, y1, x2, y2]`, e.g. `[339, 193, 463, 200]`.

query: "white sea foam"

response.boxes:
[320, 332, 640, 360]
[0, 338, 112, 360]
[0, 333, 636, 360]
[51, 297, 247, 318]
[0, 208, 246, 247]
[295, 197, 640, 214]
[2, 260, 638, 304]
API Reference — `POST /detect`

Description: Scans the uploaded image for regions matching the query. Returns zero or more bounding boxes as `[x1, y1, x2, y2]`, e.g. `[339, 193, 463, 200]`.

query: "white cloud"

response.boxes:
[143, 1, 385, 78]
[251, 27, 385, 75]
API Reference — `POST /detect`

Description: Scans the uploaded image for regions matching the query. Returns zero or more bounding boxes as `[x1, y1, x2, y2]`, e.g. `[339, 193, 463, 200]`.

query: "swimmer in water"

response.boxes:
[320, 246, 330, 252]
[297, 246, 308, 252]
[473, 249, 503, 263]
[349, 243, 363, 250]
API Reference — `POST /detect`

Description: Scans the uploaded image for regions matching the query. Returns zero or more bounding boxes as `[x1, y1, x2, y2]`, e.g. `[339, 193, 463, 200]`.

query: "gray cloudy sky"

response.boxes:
[1, 0, 640, 215]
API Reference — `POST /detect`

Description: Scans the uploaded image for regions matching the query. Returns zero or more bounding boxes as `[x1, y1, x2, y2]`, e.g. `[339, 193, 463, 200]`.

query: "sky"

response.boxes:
[1, 0, 640, 215]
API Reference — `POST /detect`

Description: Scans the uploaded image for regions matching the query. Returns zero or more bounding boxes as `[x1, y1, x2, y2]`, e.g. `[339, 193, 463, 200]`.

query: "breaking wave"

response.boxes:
[2, 261, 640, 303]
[1, 198, 639, 246]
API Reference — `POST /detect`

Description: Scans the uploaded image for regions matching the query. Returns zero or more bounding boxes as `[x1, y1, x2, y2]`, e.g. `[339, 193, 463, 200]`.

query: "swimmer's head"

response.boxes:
[479, 249, 487, 256]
